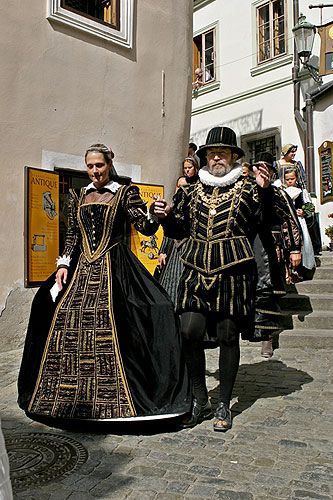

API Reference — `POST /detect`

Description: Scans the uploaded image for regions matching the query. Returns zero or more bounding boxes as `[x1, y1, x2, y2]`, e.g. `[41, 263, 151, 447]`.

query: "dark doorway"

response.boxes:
[56, 168, 89, 254]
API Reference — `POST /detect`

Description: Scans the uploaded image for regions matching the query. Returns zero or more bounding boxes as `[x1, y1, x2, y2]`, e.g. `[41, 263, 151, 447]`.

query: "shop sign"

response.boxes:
[25, 167, 59, 286]
[130, 183, 164, 275]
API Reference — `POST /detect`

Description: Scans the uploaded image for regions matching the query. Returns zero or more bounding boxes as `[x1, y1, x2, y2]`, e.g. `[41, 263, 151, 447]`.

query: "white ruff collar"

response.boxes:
[285, 185, 302, 200]
[85, 180, 122, 193]
[198, 165, 243, 187]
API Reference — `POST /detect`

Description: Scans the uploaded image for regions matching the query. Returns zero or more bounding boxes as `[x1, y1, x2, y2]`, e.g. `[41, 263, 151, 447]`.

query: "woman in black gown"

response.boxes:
[18, 144, 190, 423]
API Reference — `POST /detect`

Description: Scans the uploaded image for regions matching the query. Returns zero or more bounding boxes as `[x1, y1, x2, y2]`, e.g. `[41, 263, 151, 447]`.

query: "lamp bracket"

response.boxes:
[302, 59, 323, 84]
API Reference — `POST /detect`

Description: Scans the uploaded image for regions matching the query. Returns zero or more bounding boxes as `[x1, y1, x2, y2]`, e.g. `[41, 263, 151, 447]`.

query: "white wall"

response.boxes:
[313, 93, 333, 247]
[191, 0, 333, 248]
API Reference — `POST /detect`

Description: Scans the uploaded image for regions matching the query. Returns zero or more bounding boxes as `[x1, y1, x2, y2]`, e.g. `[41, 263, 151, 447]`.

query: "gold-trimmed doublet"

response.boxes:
[162, 176, 291, 329]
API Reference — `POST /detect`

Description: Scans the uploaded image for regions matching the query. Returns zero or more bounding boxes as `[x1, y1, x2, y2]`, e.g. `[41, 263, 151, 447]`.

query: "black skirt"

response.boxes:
[18, 243, 191, 422]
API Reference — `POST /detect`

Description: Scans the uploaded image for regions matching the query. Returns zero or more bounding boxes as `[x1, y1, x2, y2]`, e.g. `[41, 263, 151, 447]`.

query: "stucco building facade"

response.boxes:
[0, 1, 193, 316]
[190, 0, 333, 246]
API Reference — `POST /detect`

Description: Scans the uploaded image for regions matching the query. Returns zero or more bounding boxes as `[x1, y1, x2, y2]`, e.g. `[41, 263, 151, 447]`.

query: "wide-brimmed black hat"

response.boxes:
[254, 151, 275, 167]
[197, 126, 245, 165]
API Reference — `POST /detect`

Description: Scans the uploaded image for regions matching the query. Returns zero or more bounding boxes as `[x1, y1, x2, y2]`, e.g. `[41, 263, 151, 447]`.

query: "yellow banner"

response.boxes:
[130, 183, 164, 275]
[25, 167, 59, 286]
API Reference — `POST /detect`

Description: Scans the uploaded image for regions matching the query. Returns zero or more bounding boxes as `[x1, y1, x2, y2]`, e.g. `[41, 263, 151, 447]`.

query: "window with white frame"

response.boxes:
[256, 0, 287, 64]
[61, 0, 120, 30]
[47, 0, 133, 48]
[193, 28, 216, 87]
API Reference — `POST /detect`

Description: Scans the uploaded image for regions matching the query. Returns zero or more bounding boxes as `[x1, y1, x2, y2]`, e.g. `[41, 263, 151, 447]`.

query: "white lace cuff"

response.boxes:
[56, 255, 71, 268]
[147, 211, 159, 224]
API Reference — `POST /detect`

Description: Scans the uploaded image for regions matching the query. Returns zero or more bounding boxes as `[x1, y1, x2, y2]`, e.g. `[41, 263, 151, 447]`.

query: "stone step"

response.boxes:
[279, 293, 333, 313]
[281, 310, 333, 331]
[295, 279, 333, 294]
[313, 266, 333, 280]
[317, 252, 333, 267]
[307, 294, 333, 311]
[278, 329, 333, 349]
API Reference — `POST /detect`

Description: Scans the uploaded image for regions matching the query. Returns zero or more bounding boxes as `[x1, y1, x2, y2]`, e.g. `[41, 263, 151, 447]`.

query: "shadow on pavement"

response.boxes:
[3, 411, 185, 437]
[207, 359, 313, 418]
[1, 413, 139, 496]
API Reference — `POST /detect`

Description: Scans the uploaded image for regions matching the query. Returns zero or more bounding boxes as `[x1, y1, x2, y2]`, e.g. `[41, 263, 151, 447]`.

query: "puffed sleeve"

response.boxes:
[56, 189, 80, 269]
[123, 185, 159, 236]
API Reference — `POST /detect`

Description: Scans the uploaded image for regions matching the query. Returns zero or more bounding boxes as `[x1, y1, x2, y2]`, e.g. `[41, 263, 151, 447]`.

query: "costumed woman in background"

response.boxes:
[281, 167, 316, 279]
[182, 156, 199, 184]
[275, 144, 307, 189]
[276, 144, 321, 257]
[18, 144, 191, 424]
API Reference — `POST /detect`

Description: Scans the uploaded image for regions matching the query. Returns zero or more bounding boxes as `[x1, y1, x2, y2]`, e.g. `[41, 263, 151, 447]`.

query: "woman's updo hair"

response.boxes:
[85, 143, 114, 164]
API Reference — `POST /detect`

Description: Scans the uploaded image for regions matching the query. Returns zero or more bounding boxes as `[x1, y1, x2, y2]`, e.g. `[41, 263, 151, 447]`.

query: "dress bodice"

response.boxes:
[60, 184, 158, 264]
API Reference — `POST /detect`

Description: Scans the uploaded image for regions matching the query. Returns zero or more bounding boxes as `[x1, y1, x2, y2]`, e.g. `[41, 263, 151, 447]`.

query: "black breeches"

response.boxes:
[181, 312, 240, 406]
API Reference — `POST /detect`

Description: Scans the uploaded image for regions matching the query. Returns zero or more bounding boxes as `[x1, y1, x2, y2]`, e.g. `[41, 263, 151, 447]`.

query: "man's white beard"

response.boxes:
[208, 163, 233, 177]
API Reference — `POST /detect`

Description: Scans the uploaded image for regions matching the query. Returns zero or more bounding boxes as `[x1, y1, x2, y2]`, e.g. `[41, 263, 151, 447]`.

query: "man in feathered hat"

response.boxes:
[152, 127, 292, 432]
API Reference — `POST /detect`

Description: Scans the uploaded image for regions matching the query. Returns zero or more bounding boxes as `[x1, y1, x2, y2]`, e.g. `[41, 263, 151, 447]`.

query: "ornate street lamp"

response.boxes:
[292, 13, 323, 84]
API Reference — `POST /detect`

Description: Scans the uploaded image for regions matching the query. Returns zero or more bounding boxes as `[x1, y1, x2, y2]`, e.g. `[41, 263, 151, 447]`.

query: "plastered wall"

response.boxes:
[0, 1, 193, 310]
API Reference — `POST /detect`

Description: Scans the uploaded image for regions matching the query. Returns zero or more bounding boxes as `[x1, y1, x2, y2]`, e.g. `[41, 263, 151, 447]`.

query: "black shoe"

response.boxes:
[180, 399, 212, 429]
[213, 402, 232, 432]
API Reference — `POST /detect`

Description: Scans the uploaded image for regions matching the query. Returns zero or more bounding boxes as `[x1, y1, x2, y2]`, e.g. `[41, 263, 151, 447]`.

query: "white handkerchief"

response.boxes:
[50, 282, 60, 302]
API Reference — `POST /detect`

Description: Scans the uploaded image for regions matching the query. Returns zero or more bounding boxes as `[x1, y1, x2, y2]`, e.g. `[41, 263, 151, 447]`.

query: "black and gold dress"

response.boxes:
[18, 181, 190, 422]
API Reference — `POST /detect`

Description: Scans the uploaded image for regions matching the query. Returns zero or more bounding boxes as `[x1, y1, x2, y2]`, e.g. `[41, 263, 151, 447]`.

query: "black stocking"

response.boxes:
[215, 318, 240, 405]
[180, 312, 207, 405]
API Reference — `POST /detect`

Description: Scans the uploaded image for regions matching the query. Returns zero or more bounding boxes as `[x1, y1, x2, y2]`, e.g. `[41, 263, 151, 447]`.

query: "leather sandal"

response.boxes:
[180, 398, 212, 429]
[213, 402, 232, 432]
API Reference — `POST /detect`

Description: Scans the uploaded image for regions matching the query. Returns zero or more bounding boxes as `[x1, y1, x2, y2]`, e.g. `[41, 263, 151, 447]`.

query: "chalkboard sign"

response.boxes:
[319, 141, 333, 204]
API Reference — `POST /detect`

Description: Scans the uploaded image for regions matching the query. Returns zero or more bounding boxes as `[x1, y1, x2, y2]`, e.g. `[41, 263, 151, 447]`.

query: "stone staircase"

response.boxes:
[278, 251, 333, 349]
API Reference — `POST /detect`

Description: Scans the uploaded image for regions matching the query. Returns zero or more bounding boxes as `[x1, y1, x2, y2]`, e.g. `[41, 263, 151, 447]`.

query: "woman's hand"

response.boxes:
[253, 162, 271, 189]
[56, 268, 68, 291]
[158, 253, 167, 267]
[296, 208, 304, 217]
[150, 195, 171, 219]
[290, 252, 301, 269]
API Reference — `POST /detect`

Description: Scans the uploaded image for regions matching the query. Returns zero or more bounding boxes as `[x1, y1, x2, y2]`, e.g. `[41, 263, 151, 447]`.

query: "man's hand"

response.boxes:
[158, 253, 167, 266]
[253, 162, 271, 189]
[150, 195, 171, 219]
[296, 208, 304, 217]
[290, 252, 301, 269]
[56, 268, 68, 291]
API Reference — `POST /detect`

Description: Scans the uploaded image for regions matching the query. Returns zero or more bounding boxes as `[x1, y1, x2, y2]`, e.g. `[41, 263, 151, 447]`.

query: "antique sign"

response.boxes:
[130, 183, 164, 275]
[25, 167, 59, 286]
[319, 141, 333, 204]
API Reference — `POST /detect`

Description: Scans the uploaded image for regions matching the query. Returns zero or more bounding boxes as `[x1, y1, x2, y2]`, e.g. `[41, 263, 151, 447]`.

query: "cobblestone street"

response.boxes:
[1, 338, 332, 500]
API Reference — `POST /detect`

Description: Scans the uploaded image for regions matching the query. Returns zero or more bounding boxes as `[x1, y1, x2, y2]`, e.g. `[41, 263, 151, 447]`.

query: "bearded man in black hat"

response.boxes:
[151, 127, 292, 432]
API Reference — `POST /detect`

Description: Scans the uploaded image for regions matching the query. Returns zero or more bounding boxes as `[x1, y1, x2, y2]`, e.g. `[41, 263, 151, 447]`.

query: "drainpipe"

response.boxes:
[305, 93, 315, 193]
[292, 0, 315, 193]
[293, 1, 305, 133]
